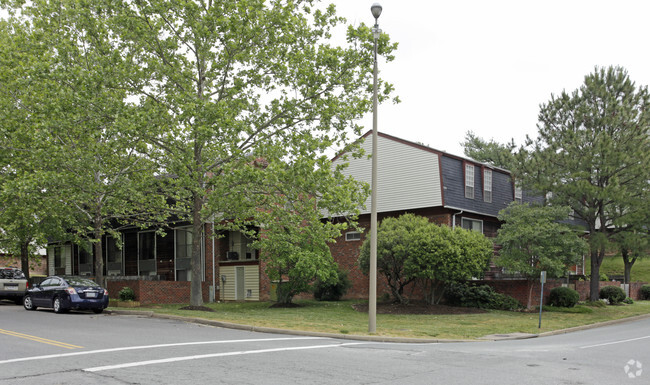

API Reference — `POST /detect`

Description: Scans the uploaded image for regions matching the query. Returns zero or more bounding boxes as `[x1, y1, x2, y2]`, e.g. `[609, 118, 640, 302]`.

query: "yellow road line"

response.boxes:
[0, 329, 83, 349]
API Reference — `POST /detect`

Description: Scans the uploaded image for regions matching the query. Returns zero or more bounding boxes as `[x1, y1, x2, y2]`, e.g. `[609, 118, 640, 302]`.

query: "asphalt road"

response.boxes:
[1, 301, 648, 384]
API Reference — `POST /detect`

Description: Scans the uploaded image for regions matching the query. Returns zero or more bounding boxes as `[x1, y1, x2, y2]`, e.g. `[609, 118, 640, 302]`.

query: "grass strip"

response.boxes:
[109, 300, 650, 340]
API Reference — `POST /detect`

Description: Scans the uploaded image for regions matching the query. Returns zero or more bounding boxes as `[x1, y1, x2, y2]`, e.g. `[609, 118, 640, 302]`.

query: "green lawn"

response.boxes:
[110, 299, 650, 340]
[587, 255, 650, 282]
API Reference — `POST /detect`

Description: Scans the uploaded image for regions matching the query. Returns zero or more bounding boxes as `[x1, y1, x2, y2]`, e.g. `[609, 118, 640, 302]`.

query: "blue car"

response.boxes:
[23, 276, 109, 314]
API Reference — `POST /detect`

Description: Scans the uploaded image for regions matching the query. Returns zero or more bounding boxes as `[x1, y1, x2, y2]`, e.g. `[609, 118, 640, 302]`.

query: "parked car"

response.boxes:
[0, 267, 28, 305]
[23, 275, 109, 314]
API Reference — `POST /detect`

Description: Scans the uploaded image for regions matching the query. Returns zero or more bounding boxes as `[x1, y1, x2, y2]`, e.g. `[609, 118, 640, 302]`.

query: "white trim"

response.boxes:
[461, 217, 483, 233]
[345, 231, 362, 241]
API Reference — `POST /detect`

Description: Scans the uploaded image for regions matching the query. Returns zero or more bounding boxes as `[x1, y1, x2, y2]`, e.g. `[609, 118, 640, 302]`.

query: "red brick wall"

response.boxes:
[475, 279, 643, 307]
[107, 280, 213, 305]
[0, 255, 48, 276]
[328, 209, 457, 300]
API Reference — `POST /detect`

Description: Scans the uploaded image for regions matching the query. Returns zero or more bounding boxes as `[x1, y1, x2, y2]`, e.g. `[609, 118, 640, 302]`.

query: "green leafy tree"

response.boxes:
[461, 131, 517, 170]
[0, 18, 70, 277]
[0, 5, 167, 285]
[405, 224, 492, 305]
[519, 66, 650, 301]
[358, 214, 424, 304]
[5, 0, 395, 305]
[495, 203, 588, 309]
[359, 213, 492, 305]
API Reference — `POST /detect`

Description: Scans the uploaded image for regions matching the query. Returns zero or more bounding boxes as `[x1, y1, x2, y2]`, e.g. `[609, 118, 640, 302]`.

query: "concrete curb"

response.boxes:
[537, 312, 650, 337]
[105, 308, 650, 344]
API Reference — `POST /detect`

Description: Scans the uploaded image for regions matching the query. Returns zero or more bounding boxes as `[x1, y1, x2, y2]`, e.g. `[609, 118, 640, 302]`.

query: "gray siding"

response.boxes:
[441, 155, 515, 216]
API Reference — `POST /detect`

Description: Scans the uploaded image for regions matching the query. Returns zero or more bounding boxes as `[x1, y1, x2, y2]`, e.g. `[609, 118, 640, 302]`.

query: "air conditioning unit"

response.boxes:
[227, 251, 239, 260]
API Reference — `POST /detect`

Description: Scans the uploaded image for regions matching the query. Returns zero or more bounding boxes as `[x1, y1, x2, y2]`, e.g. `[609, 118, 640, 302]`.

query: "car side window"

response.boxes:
[40, 278, 53, 287]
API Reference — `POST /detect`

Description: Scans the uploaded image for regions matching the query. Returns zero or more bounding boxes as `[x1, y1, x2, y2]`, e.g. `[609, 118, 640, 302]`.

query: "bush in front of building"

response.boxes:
[548, 286, 580, 308]
[118, 286, 136, 301]
[444, 282, 522, 311]
[599, 286, 626, 305]
[640, 285, 650, 300]
[313, 268, 351, 301]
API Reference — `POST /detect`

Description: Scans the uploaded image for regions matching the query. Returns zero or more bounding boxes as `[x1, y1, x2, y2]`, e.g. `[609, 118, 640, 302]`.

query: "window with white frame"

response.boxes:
[465, 163, 475, 199]
[514, 186, 522, 204]
[461, 218, 483, 233]
[345, 231, 361, 241]
[483, 169, 492, 203]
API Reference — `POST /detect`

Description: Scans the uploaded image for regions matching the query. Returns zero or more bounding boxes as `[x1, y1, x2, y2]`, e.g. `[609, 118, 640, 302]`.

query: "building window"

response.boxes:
[175, 227, 193, 281]
[483, 169, 492, 203]
[514, 186, 522, 204]
[138, 231, 156, 276]
[461, 218, 483, 233]
[227, 231, 257, 261]
[465, 163, 475, 199]
[345, 231, 361, 241]
[106, 236, 123, 276]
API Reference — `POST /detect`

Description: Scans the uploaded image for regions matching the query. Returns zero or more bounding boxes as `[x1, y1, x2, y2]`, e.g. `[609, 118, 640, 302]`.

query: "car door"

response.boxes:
[42, 277, 63, 306]
[30, 278, 52, 307]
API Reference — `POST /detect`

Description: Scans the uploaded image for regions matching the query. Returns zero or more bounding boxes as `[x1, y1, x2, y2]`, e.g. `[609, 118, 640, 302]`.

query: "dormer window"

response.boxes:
[483, 169, 492, 203]
[465, 163, 475, 199]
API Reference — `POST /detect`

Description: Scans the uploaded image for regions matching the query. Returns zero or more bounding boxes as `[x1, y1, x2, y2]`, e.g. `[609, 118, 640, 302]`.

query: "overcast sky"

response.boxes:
[330, 0, 650, 157]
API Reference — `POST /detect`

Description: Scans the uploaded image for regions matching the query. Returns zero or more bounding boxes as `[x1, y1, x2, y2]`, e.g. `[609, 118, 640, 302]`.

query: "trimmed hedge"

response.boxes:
[599, 286, 626, 305]
[640, 285, 650, 300]
[313, 268, 351, 301]
[118, 286, 136, 301]
[549, 286, 580, 308]
[444, 283, 522, 311]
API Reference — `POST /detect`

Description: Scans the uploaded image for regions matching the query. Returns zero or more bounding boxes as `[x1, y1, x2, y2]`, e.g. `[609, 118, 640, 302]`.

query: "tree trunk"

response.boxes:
[589, 247, 605, 302]
[93, 223, 105, 287]
[20, 241, 30, 279]
[190, 192, 204, 307]
[622, 248, 636, 285]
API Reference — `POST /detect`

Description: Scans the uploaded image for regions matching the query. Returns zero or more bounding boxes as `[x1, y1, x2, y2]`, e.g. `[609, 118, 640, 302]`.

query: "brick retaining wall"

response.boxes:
[107, 279, 213, 305]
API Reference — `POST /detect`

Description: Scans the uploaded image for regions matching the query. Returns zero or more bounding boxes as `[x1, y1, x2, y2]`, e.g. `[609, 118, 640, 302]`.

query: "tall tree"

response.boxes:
[495, 203, 588, 309]
[461, 131, 517, 170]
[1, 4, 167, 285]
[519, 66, 650, 301]
[5, 0, 397, 306]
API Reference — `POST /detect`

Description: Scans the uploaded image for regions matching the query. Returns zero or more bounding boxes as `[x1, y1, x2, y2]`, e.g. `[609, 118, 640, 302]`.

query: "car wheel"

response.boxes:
[23, 295, 37, 311]
[53, 297, 66, 314]
[92, 309, 104, 314]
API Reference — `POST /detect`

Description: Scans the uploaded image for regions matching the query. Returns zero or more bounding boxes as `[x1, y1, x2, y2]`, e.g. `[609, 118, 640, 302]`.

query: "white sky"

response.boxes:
[331, 0, 650, 156]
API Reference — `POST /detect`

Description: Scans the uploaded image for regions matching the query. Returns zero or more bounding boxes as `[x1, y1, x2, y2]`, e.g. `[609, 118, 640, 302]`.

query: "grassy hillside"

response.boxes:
[587, 255, 650, 283]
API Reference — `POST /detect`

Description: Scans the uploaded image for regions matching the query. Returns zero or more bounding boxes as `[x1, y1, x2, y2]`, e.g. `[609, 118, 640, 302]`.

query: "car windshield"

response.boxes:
[0, 269, 25, 279]
[64, 277, 100, 287]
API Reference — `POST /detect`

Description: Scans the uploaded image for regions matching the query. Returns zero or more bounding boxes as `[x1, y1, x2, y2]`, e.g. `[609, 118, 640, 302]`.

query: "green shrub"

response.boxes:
[313, 268, 351, 301]
[599, 286, 626, 304]
[623, 297, 634, 304]
[584, 300, 607, 308]
[640, 285, 650, 300]
[599, 272, 609, 281]
[549, 286, 580, 308]
[444, 283, 522, 311]
[118, 286, 136, 301]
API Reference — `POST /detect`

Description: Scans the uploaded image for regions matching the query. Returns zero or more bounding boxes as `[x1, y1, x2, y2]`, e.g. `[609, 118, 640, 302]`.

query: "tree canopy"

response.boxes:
[359, 213, 492, 304]
[519, 66, 650, 300]
[1, 0, 397, 304]
[496, 203, 589, 308]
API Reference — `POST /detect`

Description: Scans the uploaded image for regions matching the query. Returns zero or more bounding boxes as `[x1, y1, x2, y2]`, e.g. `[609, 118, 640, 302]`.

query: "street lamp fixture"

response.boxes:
[368, 2, 382, 334]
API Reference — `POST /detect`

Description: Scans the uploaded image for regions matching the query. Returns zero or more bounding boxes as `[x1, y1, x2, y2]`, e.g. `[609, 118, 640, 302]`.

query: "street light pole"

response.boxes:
[369, 2, 382, 334]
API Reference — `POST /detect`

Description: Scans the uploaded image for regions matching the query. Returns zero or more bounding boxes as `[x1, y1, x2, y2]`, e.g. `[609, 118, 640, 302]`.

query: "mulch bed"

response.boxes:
[179, 305, 216, 312]
[352, 301, 487, 315]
